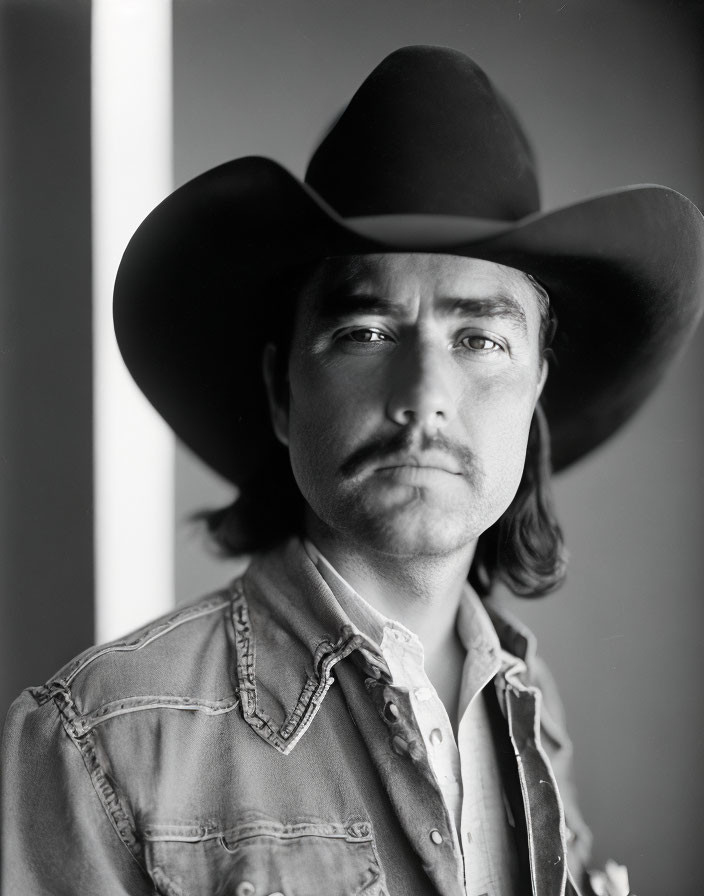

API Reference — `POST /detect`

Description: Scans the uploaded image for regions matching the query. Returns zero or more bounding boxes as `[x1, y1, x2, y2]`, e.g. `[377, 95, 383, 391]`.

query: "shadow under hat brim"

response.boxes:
[114, 156, 704, 484]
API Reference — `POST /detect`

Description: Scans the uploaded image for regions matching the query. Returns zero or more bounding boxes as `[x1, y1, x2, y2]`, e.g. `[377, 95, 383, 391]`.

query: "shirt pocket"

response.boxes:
[144, 817, 388, 896]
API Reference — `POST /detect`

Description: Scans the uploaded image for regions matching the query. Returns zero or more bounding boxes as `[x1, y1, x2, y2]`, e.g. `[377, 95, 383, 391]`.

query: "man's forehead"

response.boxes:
[304, 252, 535, 298]
[296, 254, 541, 334]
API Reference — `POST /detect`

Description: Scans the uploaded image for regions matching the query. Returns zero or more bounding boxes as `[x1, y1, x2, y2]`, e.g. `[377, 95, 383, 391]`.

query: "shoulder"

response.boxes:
[17, 538, 320, 731]
[29, 587, 237, 721]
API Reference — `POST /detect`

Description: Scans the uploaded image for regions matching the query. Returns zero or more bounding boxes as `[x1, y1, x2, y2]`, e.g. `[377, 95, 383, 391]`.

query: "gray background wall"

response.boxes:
[0, 0, 94, 734]
[172, 2, 704, 893]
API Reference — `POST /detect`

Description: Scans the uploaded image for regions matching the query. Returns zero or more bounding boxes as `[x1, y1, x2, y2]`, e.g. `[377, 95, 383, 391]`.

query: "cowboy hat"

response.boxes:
[114, 45, 704, 485]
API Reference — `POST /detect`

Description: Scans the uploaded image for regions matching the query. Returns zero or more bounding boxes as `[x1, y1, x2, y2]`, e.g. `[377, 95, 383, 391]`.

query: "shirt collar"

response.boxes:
[303, 537, 522, 672]
[242, 536, 536, 672]
[304, 538, 422, 649]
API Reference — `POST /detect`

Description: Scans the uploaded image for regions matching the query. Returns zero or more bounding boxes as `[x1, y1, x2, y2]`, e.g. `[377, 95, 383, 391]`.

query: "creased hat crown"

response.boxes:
[305, 45, 540, 220]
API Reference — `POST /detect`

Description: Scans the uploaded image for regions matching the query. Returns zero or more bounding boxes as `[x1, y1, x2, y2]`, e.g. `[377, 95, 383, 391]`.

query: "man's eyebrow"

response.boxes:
[437, 295, 528, 332]
[313, 288, 399, 318]
[314, 288, 528, 333]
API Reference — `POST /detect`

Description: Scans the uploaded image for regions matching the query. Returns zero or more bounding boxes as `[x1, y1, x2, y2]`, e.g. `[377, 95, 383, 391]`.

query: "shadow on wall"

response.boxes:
[0, 0, 94, 723]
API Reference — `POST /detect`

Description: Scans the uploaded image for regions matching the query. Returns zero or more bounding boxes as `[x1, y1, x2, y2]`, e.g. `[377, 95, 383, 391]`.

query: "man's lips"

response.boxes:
[374, 453, 463, 476]
[338, 429, 477, 483]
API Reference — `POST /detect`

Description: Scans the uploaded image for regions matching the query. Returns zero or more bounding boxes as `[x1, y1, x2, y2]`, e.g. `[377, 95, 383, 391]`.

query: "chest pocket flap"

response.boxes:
[145, 817, 388, 896]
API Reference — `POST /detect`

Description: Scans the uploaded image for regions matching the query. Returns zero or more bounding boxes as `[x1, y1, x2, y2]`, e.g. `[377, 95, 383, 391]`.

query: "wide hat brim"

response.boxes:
[114, 155, 704, 484]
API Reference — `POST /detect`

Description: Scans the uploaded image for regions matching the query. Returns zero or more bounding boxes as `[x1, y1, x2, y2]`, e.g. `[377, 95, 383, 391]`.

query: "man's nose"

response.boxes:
[385, 337, 454, 429]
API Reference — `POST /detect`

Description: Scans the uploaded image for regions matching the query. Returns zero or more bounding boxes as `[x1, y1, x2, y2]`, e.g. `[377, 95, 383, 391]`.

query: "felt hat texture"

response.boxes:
[114, 45, 704, 484]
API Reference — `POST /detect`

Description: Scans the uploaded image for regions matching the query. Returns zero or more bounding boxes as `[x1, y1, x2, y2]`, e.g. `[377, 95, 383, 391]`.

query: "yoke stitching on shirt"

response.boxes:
[73, 693, 242, 735]
[51, 684, 146, 871]
[55, 593, 232, 688]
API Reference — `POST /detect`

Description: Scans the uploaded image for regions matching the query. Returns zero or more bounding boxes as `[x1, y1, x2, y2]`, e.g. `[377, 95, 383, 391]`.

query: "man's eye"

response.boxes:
[458, 334, 504, 353]
[343, 328, 390, 343]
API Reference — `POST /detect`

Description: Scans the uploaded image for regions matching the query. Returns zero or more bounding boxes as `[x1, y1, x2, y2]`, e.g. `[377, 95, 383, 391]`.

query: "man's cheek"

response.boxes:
[473, 403, 532, 471]
[472, 375, 538, 425]
[289, 417, 343, 479]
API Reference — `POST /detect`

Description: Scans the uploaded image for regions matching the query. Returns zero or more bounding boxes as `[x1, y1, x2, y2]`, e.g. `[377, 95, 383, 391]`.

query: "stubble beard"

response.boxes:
[308, 474, 490, 563]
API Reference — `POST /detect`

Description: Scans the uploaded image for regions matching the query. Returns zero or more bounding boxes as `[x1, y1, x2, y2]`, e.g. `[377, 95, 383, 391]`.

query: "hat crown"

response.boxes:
[305, 45, 540, 221]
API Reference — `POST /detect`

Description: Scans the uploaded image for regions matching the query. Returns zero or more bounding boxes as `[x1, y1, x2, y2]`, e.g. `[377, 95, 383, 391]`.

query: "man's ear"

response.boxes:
[262, 342, 290, 446]
[536, 358, 548, 404]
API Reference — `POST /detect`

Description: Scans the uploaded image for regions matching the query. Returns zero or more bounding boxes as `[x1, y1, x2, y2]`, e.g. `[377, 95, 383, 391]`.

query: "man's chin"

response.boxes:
[342, 496, 482, 559]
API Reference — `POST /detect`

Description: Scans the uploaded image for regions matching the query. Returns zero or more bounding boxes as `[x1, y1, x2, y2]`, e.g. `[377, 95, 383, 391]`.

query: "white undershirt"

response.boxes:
[304, 540, 520, 896]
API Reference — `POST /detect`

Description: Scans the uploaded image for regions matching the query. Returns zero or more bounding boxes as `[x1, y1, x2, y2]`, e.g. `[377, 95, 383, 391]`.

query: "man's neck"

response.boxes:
[304, 522, 476, 661]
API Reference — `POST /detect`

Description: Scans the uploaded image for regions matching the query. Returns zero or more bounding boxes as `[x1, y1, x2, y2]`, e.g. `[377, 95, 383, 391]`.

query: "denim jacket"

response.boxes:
[2, 539, 592, 896]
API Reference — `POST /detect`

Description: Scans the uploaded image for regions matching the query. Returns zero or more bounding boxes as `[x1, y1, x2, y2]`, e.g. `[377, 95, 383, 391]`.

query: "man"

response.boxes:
[3, 46, 703, 896]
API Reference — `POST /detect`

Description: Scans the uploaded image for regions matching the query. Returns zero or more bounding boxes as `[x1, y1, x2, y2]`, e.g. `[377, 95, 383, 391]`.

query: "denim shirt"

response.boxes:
[2, 538, 592, 896]
[305, 538, 522, 894]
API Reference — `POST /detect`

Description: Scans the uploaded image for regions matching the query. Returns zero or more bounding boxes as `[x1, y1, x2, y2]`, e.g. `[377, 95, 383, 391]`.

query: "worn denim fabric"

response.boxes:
[2, 538, 591, 896]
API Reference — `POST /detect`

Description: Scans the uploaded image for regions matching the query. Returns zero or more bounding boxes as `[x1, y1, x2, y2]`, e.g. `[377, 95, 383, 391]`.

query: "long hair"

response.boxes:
[468, 401, 567, 597]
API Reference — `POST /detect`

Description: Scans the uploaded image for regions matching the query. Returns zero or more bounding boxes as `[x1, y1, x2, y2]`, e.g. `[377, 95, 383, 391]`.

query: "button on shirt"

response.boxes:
[304, 541, 520, 896]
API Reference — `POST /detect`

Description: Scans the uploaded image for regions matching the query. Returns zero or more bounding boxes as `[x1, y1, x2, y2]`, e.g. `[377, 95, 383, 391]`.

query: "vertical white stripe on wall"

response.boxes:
[92, 0, 174, 642]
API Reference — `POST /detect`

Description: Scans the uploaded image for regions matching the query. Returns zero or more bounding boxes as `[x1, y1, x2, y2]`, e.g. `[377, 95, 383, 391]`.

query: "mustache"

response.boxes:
[339, 428, 478, 481]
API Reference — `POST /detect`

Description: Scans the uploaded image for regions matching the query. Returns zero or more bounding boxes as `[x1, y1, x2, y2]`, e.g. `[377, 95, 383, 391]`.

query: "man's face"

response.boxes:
[264, 253, 547, 559]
